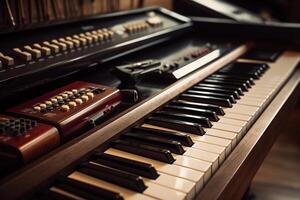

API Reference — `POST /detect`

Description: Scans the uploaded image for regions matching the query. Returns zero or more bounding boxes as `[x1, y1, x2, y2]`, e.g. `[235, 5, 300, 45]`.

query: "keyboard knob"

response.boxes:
[81, 95, 89, 102]
[13, 48, 32, 61]
[73, 35, 87, 46]
[61, 105, 70, 112]
[65, 37, 80, 48]
[50, 98, 58, 103]
[39, 104, 47, 109]
[42, 41, 59, 54]
[24, 46, 42, 59]
[33, 44, 51, 56]
[75, 98, 83, 105]
[61, 93, 68, 98]
[68, 101, 77, 108]
[51, 40, 67, 51]
[45, 101, 52, 106]
[59, 38, 74, 49]
[33, 106, 41, 112]
[86, 92, 94, 98]
[55, 96, 63, 100]
[0, 52, 14, 66]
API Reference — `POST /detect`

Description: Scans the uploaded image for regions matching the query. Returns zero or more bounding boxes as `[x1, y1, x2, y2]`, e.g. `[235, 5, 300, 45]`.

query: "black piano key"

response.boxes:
[202, 79, 249, 91]
[192, 85, 240, 99]
[133, 126, 194, 147]
[91, 152, 159, 179]
[172, 100, 225, 116]
[197, 83, 244, 95]
[180, 93, 232, 108]
[112, 139, 175, 164]
[206, 76, 252, 88]
[163, 104, 219, 121]
[224, 62, 267, 72]
[53, 177, 123, 200]
[185, 90, 236, 103]
[154, 110, 212, 128]
[218, 64, 264, 78]
[146, 116, 205, 135]
[191, 85, 241, 99]
[217, 69, 261, 79]
[223, 64, 264, 73]
[234, 62, 269, 71]
[221, 68, 262, 78]
[122, 132, 185, 155]
[78, 162, 147, 193]
[210, 74, 255, 85]
[242, 48, 281, 62]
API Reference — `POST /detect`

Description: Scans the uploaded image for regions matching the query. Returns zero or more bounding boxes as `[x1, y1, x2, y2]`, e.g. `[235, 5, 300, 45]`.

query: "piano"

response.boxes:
[0, 6, 300, 200]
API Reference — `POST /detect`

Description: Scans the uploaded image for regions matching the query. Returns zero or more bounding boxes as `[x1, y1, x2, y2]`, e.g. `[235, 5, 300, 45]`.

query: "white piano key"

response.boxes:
[145, 173, 196, 200]
[143, 182, 186, 200]
[211, 123, 242, 133]
[178, 149, 219, 173]
[192, 141, 226, 163]
[218, 117, 247, 127]
[223, 112, 252, 121]
[69, 172, 156, 200]
[105, 148, 205, 191]
[173, 155, 212, 183]
[223, 104, 259, 116]
[242, 95, 266, 101]
[205, 128, 238, 147]
[243, 92, 270, 99]
[188, 134, 232, 156]
[238, 98, 265, 107]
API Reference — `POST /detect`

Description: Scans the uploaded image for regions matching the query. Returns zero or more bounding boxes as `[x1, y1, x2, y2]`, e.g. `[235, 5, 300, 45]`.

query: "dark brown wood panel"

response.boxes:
[251, 104, 300, 200]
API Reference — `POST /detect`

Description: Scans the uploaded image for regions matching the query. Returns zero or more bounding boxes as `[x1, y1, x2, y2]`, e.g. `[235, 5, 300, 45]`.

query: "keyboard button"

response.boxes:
[0, 52, 14, 66]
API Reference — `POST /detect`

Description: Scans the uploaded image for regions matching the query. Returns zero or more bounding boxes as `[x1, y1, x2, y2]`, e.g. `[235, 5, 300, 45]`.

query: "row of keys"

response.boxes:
[33, 87, 104, 113]
[0, 28, 115, 68]
[124, 22, 149, 34]
[124, 16, 163, 34]
[38, 61, 273, 199]
[0, 118, 37, 136]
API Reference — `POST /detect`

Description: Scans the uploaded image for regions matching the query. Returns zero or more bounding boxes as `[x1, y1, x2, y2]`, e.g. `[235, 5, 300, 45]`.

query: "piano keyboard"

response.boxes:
[33, 50, 300, 200]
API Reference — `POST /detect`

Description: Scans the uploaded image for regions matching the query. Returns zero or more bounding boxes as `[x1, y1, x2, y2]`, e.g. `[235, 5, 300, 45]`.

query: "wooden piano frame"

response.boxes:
[0, 43, 299, 200]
